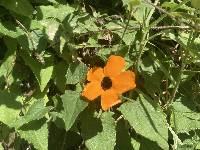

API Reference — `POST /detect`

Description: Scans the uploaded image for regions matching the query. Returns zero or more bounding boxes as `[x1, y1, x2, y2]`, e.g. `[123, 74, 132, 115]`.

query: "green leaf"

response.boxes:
[122, 0, 141, 11]
[139, 137, 163, 150]
[140, 51, 175, 97]
[53, 60, 67, 93]
[119, 94, 169, 150]
[66, 62, 87, 84]
[176, 131, 200, 150]
[41, 19, 60, 41]
[15, 99, 52, 128]
[133, 2, 154, 24]
[81, 111, 116, 150]
[167, 32, 200, 61]
[48, 123, 82, 150]
[108, 21, 137, 45]
[0, 21, 23, 38]
[74, 16, 99, 33]
[0, 124, 11, 141]
[115, 119, 140, 150]
[192, 0, 200, 9]
[0, 38, 17, 86]
[0, 0, 33, 17]
[18, 119, 48, 150]
[0, 91, 22, 127]
[19, 49, 54, 91]
[36, 4, 74, 21]
[196, 142, 200, 149]
[170, 97, 200, 133]
[29, 20, 47, 51]
[61, 90, 87, 131]
[40, 64, 54, 91]
[0, 145, 3, 150]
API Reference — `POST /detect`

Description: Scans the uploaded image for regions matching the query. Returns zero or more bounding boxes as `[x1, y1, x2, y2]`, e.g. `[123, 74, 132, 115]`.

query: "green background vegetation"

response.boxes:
[0, 0, 200, 149]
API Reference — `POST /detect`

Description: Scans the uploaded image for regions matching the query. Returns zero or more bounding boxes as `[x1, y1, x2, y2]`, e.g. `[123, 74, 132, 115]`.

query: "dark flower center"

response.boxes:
[101, 76, 112, 90]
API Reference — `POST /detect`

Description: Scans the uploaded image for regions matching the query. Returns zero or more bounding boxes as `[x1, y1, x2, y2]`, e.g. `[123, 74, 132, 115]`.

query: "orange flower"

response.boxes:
[82, 55, 136, 111]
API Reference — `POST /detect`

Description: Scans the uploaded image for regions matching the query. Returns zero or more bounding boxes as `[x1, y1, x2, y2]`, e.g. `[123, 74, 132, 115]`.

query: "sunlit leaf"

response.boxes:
[0, 91, 22, 127]
[66, 62, 87, 85]
[61, 90, 87, 131]
[191, 0, 200, 9]
[81, 111, 116, 150]
[170, 97, 200, 133]
[18, 119, 48, 150]
[119, 94, 169, 150]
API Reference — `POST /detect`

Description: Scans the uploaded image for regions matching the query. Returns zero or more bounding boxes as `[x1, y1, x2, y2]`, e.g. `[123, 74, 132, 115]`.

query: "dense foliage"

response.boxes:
[0, 0, 200, 149]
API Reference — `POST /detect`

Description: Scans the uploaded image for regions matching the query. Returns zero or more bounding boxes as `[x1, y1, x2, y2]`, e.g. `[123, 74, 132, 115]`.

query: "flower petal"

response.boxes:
[82, 81, 103, 100]
[101, 88, 121, 111]
[87, 67, 104, 82]
[104, 55, 125, 77]
[112, 71, 136, 94]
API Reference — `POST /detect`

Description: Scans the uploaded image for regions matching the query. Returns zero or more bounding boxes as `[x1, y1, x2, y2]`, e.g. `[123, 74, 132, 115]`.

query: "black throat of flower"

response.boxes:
[101, 76, 112, 90]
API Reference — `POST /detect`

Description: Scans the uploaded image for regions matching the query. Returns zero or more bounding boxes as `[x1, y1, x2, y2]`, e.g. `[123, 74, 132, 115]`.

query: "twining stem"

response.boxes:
[164, 29, 196, 108]
[136, 31, 148, 71]
[145, 0, 198, 32]
[121, 95, 134, 102]
[147, 0, 191, 30]
[136, 0, 159, 72]
[164, 51, 186, 109]
[136, 0, 190, 72]
[183, 70, 200, 73]
[117, 9, 133, 51]
[143, 0, 173, 17]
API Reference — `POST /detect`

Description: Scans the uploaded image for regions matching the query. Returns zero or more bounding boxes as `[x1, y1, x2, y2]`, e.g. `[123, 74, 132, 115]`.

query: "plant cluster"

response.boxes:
[0, 0, 200, 149]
